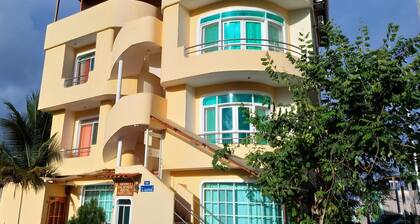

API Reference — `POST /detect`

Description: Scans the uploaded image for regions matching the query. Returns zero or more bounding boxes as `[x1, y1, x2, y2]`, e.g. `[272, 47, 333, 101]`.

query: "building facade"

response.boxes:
[0, 0, 327, 223]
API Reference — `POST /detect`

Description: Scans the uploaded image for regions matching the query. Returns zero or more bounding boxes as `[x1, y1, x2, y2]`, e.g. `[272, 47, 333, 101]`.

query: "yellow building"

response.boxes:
[0, 0, 327, 223]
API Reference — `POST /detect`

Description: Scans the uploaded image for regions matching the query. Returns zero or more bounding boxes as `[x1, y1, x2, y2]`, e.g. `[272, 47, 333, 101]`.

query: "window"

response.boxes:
[198, 9, 285, 54]
[83, 185, 114, 224]
[116, 199, 132, 224]
[202, 182, 284, 224]
[66, 51, 95, 87]
[201, 93, 270, 144]
[66, 117, 98, 158]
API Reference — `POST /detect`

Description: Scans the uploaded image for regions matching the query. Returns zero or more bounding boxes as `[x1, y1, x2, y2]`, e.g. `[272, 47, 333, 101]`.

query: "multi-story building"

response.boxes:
[0, 0, 328, 223]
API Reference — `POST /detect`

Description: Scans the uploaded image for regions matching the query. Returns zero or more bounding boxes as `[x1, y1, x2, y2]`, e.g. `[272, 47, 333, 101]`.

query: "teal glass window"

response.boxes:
[238, 107, 250, 131]
[268, 22, 283, 51]
[233, 93, 252, 103]
[254, 94, 271, 104]
[223, 21, 241, 50]
[203, 182, 283, 224]
[218, 94, 231, 104]
[205, 107, 217, 144]
[221, 10, 265, 19]
[221, 107, 233, 131]
[246, 22, 262, 50]
[83, 185, 114, 224]
[203, 23, 219, 53]
[203, 96, 217, 106]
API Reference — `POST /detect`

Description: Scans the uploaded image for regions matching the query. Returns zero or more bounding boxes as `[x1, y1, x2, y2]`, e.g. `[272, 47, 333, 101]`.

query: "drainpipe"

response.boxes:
[115, 59, 123, 167]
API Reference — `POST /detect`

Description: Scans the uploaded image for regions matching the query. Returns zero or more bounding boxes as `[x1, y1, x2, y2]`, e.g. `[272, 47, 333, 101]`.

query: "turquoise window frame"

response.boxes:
[200, 10, 284, 25]
[202, 182, 284, 224]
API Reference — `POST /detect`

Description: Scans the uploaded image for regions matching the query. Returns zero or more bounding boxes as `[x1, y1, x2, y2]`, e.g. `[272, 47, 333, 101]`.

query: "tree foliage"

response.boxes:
[68, 199, 106, 224]
[214, 23, 419, 223]
[0, 92, 61, 191]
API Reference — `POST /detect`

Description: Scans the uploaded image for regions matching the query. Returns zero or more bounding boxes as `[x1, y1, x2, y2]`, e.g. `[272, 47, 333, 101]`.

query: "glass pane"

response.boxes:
[123, 207, 130, 224]
[203, 23, 219, 53]
[246, 22, 262, 50]
[91, 122, 98, 145]
[268, 23, 283, 51]
[222, 133, 233, 144]
[254, 95, 271, 104]
[118, 207, 124, 224]
[221, 10, 265, 19]
[218, 94, 231, 104]
[206, 134, 216, 144]
[221, 108, 233, 131]
[233, 93, 252, 103]
[238, 107, 250, 131]
[205, 108, 216, 132]
[223, 21, 241, 50]
[90, 57, 95, 71]
[203, 96, 217, 106]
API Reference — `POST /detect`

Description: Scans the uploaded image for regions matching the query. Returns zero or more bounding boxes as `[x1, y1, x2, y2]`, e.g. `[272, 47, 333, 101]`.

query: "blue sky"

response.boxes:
[0, 0, 418, 117]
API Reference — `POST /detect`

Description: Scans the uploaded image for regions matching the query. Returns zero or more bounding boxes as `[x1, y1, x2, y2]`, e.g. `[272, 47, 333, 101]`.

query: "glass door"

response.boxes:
[237, 106, 252, 143]
[268, 22, 284, 51]
[116, 199, 132, 224]
[223, 21, 241, 50]
[219, 106, 234, 144]
[245, 21, 262, 50]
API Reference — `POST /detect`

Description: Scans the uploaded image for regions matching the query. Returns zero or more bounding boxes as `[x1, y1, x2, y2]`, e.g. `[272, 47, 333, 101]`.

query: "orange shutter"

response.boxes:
[78, 124, 92, 156]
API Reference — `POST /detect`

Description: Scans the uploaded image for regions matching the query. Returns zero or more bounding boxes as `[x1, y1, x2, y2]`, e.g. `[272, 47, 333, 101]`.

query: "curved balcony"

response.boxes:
[45, 0, 160, 49]
[161, 41, 301, 88]
[109, 16, 162, 79]
[104, 93, 167, 150]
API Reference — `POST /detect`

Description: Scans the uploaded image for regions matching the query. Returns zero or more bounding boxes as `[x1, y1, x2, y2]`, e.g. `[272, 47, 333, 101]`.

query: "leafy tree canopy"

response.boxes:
[68, 199, 106, 224]
[216, 23, 419, 223]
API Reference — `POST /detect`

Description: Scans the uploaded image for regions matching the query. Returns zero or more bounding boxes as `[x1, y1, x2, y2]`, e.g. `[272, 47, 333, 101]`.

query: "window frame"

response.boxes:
[200, 180, 284, 224]
[198, 7, 286, 54]
[81, 184, 115, 224]
[73, 49, 96, 80]
[114, 197, 133, 224]
[74, 116, 99, 150]
[200, 91, 271, 144]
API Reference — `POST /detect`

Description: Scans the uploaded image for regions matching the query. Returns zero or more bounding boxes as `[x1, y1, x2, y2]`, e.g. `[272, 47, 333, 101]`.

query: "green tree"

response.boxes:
[0, 92, 61, 224]
[215, 24, 419, 223]
[68, 199, 106, 224]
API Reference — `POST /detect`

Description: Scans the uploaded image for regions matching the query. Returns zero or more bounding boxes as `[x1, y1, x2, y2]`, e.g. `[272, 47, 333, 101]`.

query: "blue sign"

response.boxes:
[140, 185, 154, 192]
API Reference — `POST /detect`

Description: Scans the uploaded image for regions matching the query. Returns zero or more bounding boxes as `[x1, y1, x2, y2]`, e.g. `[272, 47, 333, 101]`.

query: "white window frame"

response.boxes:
[200, 180, 284, 224]
[81, 184, 115, 224]
[73, 49, 96, 79]
[200, 91, 272, 144]
[114, 197, 133, 224]
[197, 7, 286, 54]
[73, 116, 99, 149]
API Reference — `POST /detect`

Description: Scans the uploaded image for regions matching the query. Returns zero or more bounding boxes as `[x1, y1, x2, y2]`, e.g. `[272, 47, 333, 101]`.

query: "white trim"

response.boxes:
[199, 91, 272, 143]
[196, 6, 286, 54]
[73, 115, 99, 149]
[73, 49, 96, 79]
[114, 197, 133, 224]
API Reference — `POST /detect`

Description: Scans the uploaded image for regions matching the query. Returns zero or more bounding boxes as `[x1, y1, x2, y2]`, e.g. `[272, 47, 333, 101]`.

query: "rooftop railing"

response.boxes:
[185, 39, 302, 56]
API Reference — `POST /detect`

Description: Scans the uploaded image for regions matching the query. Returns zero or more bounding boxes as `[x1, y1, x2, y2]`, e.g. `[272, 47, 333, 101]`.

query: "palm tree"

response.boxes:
[0, 92, 61, 224]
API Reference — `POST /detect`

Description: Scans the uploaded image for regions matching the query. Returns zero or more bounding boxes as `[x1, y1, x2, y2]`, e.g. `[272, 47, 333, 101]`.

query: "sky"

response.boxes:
[0, 0, 418, 118]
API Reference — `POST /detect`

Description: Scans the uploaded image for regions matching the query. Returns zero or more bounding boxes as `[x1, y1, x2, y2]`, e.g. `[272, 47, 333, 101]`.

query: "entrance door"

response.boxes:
[46, 197, 67, 224]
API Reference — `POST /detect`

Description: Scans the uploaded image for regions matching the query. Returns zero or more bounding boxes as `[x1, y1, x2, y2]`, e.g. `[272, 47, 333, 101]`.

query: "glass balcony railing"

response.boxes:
[185, 38, 302, 55]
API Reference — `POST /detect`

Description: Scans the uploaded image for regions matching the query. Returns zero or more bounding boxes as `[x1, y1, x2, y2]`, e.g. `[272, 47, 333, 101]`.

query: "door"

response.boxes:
[116, 199, 132, 224]
[46, 197, 67, 224]
[78, 122, 93, 157]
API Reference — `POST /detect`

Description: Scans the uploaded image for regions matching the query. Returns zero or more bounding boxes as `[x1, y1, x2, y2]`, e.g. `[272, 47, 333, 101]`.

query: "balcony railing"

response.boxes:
[64, 75, 89, 87]
[185, 39, 302, 55]
[199, 132, 259, 145]
[60, 147, 91, 158]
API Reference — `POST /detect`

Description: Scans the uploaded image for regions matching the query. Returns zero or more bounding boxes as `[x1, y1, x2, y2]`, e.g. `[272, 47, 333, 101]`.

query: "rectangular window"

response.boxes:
[75, 51, 95, 85]
[203, 183, 283, 224]
[116, 199, 131, 224]
[203, 23, 219, 53]
[205, 107, 217, 144]
[268, 23, 283, 51]
[73, 118, 98, 157]
[220, 107, 233, 144]
[246, 21, 262, 50]
[223, 21, 241, 50]
[83, 185, 114, 224]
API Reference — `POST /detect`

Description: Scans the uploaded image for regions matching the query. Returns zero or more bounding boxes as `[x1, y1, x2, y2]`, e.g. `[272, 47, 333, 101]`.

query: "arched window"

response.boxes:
[198, 8, 285, 54]
[201, 92, 270, 144]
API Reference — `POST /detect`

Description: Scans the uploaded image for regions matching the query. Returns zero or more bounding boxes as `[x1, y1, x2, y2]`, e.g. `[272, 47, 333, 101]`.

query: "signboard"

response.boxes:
[140, 180, 154, 193]
[116, 182, 135, 196]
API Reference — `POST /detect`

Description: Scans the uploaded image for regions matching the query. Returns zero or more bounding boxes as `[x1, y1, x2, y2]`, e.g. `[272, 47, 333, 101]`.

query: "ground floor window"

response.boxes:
[202, 182, 283, 224]
[83, 185, 114, 224]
